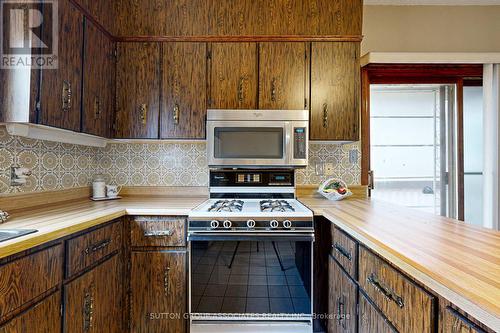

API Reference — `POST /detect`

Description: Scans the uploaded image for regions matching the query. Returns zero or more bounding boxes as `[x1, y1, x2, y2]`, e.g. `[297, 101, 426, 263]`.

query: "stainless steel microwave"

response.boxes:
[207, 109, 309, 167]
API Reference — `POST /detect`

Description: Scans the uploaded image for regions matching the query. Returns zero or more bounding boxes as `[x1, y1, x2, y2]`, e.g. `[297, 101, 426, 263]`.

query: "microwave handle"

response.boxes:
[285, 122, 291, 164]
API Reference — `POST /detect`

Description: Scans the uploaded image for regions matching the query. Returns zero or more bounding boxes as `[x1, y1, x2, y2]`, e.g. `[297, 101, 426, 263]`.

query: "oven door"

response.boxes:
[207, 121, 293, 167]
[188, 233, 313, 329]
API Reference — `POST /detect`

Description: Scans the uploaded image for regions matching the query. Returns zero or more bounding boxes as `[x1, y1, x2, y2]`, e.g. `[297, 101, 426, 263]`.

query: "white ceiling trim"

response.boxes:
[361, 52, 500, 66]
[364, 0, 500, 5]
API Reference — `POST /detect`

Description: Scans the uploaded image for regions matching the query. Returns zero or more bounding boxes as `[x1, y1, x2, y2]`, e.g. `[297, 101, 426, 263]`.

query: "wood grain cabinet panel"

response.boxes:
[64, 254, 122, 333]
[258, 43, 308, 110]
[316, 0, 363, 35]
[82, 19, 115, 137]
[0, 292, 61, 333]
[115, 43, 160, 138]
[40, 0, 83, 131]
[328, 255, 357, 333]
[0, 244, 62, 319]
[441, 305, 491, 333]
[208, 43, 258, 109]
[359, 246, 435, 333]
[66, 222, 122, 277]
[359, 293, 396, 333]
[331, 226, 358, 278]
[160, 43, 206, 139]
[311, 42, 360, 141]
[208, 0, 262, 35]
[130, 251, 187, 333]
[131, 216, 186, 247]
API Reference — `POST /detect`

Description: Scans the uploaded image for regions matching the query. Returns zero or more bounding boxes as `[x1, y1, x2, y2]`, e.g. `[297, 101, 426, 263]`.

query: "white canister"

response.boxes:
[92, 175, 106, 198]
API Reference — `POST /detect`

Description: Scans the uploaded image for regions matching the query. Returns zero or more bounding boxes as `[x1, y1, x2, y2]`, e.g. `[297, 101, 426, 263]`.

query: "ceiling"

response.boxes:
[364, 0, 500, 4]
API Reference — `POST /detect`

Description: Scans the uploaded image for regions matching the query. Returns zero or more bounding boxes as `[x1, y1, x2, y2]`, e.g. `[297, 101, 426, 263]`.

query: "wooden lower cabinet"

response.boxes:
[359, 293, 396, 333]
[328, 255, 357, 333]
[130, 251, 187, 333]
[64, 254, 122, 333]
[442, 306, 489, 333]
[0, 291, 61, 333]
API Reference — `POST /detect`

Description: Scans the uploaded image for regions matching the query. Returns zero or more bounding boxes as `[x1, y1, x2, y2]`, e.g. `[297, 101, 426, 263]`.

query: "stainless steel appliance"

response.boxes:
[206, 109, 309, 167]
[188, 169, 314, 333]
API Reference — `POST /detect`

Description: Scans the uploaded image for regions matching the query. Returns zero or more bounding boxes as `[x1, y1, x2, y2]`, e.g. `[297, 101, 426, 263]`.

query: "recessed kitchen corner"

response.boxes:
[0, 1, 499, 333]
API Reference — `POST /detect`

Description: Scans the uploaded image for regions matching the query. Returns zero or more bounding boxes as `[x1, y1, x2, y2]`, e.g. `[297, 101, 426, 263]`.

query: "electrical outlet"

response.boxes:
[324, 163, 335, 175]
[349, 149, 358, 165]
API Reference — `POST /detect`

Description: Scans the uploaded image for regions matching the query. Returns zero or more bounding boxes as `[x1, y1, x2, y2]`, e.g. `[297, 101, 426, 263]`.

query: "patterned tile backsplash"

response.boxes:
[0, 125, 361, 195]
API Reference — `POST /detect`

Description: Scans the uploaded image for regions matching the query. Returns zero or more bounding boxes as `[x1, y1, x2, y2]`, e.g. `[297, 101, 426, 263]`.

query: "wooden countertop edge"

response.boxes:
[321, 210, 500, 331]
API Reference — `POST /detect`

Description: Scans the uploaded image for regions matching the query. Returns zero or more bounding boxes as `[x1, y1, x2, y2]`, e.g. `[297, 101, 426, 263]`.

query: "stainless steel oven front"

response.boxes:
[207, 109, 309, 167]
[188, 232, 314, 333]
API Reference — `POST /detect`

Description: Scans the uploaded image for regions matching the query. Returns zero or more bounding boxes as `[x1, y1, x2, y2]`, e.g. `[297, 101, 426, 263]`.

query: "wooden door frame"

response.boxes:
[360, 64, 483, 220]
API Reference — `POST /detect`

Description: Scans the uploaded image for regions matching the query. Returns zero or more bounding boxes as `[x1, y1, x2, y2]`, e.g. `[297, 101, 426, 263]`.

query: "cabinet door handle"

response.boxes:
[139, 104, 147, 125]
[93, 96, 101, 119]
[143, 229, 172, 237]
[83, 284, 94, 332]
[368, 170, 375, 190]
[367, 273, 405, 308]
[164, 267, 170, 296]
[271, 78, 277, 102]
[62, 81, 72, 112]
[333, 243, 352, 261]
[322, 103, 328, 128]
[238, 77, 244, 102]
[173, 104, 180, 125]
[84, 238, 111, 255]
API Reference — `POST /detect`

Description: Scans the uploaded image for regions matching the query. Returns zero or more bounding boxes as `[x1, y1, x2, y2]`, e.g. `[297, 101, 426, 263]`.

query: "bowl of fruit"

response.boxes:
[318, 179, 352, 201]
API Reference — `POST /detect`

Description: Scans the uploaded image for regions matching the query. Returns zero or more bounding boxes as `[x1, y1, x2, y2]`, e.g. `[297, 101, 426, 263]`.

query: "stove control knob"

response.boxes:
[283, 220, 292, 229]
[247, 219, 256, 229]
[223, 220, 232, 229]
[210, 220, 219, 229]
[270, 220, 279, 229]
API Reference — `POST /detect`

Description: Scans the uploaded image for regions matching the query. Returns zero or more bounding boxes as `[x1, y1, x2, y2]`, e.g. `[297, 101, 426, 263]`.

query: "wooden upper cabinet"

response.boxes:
[311, 42, 360, 141]
[130, 251, 187, 333]
[316, 0, 363, 36]
[209, 43, 258, 109]
[258, 43, 308, 110]
[208, 0, 262, 35]
[40, 0, 83, 131]
[115, 43, 160, 139]
[82, 19, 115, 138]
[160, 43, 206, 139]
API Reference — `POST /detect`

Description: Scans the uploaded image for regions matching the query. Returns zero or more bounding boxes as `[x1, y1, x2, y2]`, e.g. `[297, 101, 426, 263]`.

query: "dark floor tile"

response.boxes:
[246, 297, 269, 313]
[289, 285, 309, 298]
[285, 268, 300, 277]
[199, 256, 217, 265]
[221, 297, 247, 313]
[268, 285, 290, 298]
[228, 274, 248, 285]
[286, 274, 304, 286]
[249, 266, 266, 275]
[226, 285, 248, 297]
[192, 283, 207, 296]
[192, 273, 210, 284]
[248, 275, 267, 286]
[194, 264, 214, 274]
[270, 297, 294, 314]
[209, 272, 230, 284]
[230, 265, 249, 274]
[292, 298, 311, 314]
[191, 296, 201, 312]
[204, 284, 227, 297]
[268, 275, 286, 286]
[267, 266, 285, 276]
[248, 285, 268, 297]
[197, 297, 223, 313]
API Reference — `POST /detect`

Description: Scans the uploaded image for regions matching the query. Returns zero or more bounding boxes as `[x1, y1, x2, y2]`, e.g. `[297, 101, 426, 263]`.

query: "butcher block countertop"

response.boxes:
[299, 195, 500, 331]
[0, 196, 206, 260]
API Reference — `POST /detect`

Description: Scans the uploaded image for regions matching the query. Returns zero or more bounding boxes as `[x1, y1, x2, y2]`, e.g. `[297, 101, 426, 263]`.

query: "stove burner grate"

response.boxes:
[260, 199, 295, 212]
[208, 200, 244, 212]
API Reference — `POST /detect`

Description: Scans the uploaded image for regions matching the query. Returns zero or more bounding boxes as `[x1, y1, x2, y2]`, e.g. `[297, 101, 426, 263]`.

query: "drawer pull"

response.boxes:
[333, 243, 352, 261]
[144, 229, 172, 237]
[83, 284, 94, 332]
[367, 273, 405, 308]
[85, 238, 112, 255]
[164, 267, 170, 296]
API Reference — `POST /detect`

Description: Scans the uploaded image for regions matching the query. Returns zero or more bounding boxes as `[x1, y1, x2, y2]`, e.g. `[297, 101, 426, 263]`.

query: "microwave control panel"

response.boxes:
[294, 127, 307, 159]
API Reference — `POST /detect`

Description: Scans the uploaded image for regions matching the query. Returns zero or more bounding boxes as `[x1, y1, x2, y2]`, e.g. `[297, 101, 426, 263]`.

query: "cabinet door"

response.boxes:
[115, 43, 160, 138]
[442, 306, 488, 333]
[258, 43, 308, 110]
[0, 292, 61, 333]
[209, 43, 258, 109]
[130, 251, 187, 333]
[40, 0, 83, 131]
[311, 42, 360, 141]
[160, 43, 206, 139]
[359, 293, 396, 333]
[64, 255, 122, 333]
[82, 19, 115, 138]
[316, 0, 363, 36]
[328, 256, 357, 333]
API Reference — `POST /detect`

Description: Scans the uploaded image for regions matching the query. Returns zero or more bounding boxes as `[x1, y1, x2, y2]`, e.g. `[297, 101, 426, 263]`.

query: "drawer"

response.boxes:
[131, 216, 186, 247]
[0, 245, 63, 318]
[359, 246, 435, 333]
[66, 221, 122, 277]
[331, 225, 358, 278]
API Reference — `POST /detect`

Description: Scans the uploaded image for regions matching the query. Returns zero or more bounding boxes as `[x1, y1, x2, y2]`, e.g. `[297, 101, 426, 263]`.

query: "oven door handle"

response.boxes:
[188, 232, 315, 242]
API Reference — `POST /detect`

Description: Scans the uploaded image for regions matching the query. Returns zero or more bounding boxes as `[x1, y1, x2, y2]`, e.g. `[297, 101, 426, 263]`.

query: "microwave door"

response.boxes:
[207, 121, 288, 166]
